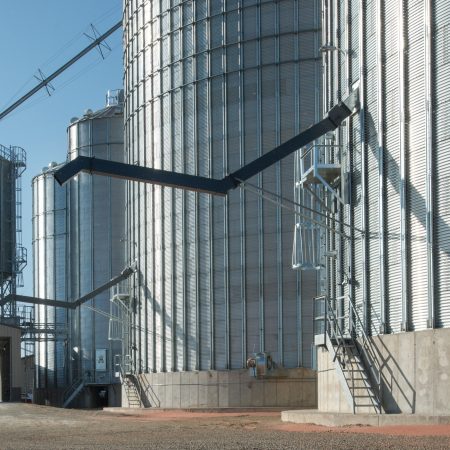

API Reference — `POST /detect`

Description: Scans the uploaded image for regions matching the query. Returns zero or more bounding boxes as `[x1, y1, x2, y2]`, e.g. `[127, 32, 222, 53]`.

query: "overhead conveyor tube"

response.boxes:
[54, 157, 230, 196]
[54, 90, 359, 194]
[0, 265, 135, 310]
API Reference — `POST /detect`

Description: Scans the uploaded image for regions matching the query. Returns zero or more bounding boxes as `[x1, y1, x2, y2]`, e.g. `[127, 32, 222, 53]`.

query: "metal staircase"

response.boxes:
[115, 354, 143, 408]
[314, 295, 383, 414]
[122, 374, 142, 408]
[62, 378, 85, 408]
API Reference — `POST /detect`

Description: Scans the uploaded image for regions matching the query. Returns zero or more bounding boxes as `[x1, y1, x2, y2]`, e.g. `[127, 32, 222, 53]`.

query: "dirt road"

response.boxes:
[0, 404, 449, 449]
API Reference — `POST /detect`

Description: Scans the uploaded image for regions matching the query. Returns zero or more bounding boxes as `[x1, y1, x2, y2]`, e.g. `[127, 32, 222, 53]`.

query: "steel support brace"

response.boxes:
[0, 266, 135, 310]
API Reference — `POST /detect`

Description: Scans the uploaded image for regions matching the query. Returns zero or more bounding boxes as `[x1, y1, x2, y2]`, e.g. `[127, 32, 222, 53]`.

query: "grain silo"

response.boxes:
[123, 0, 321, 407]
[307, 0, 450, 415]
[66, 91, 126, 406]
[32, 92, 127, 407]
[32, 162, 68, 393]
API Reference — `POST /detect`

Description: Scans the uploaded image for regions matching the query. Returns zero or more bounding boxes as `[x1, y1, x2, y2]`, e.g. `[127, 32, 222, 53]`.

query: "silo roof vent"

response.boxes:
[106, 89, 124, 107]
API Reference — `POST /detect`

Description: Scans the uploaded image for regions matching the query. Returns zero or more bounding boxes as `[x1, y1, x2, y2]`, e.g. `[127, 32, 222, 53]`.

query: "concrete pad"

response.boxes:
[281, 409, 450, 427]
[103, 406, 286, 414]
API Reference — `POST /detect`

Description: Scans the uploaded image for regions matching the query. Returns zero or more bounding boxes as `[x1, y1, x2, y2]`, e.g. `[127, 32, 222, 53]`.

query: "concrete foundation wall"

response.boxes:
[123, 368, 317, 409]
[317, 328, 450, 415]
[317, 346, 353, 413]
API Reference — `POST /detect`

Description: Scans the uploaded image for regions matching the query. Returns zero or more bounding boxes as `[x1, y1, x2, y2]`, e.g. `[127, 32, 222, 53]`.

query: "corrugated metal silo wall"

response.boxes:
[32, 168, 68, 388]
[323, 0, 450, 334]
[67, 108, 125, 383]
[0, 154, 13, 282]
[124, 0, 321, 373]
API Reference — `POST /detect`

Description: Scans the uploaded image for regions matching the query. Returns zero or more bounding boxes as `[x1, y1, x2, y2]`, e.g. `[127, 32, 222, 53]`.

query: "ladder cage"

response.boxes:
[292, 134, 343, 271]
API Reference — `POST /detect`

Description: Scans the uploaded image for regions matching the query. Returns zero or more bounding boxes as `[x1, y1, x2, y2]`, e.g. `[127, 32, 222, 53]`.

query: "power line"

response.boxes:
[0, 20, 121, 122]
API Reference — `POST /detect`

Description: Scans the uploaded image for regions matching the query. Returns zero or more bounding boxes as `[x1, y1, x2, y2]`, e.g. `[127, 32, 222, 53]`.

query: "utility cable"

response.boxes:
[0, 20, 121, 121]
[1, 4, 121, 111]
[238, 182, 351, 238]
[237, 179, 363, 235]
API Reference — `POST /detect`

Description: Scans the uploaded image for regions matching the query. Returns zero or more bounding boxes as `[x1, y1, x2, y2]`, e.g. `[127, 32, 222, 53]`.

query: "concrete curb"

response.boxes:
[103, 406, 288, 414]
[281, 409, 450, 426]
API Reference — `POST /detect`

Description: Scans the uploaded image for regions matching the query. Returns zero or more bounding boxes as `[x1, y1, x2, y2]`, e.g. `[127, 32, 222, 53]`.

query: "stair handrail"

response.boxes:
[325, 295, 383, 413]
[115, 354, 144, 408]
[325, 296, 352, 354]
[323, 295, 357, 412]
[346, 296, 382, 412]
[136, 373, 160, 407]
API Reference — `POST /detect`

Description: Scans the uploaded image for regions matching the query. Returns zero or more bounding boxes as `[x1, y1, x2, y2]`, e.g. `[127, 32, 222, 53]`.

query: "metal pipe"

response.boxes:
[398, 0, 408, 331]
[343, 0, 354, 338]
[222, 6, 230, 369]
[377, 0, 386, 332]
[207, 45, 214, 371]
[256, 0, 265, 354]
[298, 0, 306, 367]
[425, 0, 435, 328]
[359, 0, 368, 332]
[275, 0, 283, 368]
[239, 18, 247, 368]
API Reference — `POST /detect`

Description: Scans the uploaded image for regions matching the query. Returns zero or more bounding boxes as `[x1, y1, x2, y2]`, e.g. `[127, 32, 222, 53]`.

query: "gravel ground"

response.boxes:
[0, 404, 449, 450]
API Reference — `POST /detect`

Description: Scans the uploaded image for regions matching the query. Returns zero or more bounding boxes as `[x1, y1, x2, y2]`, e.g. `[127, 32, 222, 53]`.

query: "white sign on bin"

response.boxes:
[96, 349, 107, 371]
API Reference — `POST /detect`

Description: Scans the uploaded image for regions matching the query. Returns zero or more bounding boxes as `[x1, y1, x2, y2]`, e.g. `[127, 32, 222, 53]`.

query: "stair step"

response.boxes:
[327, 323, 382, 414]
[343, 373, 370, 380]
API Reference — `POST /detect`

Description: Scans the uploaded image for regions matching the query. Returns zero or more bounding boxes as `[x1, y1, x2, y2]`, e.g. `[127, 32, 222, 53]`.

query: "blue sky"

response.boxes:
[0, 1, 123, 295]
